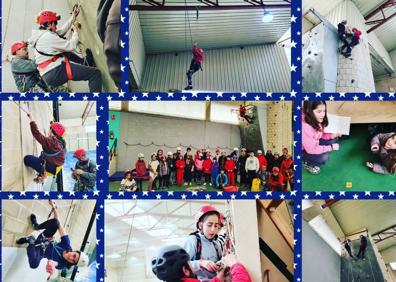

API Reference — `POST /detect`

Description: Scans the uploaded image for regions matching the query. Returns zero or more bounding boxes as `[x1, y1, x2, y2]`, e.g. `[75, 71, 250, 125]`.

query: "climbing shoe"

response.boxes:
[30, 214, 39, 230]
[85, 48, 96, 68]
[184, 85, 193, 90]
[303, 162, 320, 175]
[16, 235, 35, 245]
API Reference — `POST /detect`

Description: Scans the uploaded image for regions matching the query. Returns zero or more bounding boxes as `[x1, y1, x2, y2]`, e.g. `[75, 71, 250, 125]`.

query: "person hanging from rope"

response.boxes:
[29, 8, 102, 92]
[151, 245, 252, 282]
[72, 148, 96, 192]
[10, 41, 50, 92]
[16, 200, 89, 280]
[23, 112, 66, 184]
[184, 43, 204, 90]
[238, 104, 255, 124]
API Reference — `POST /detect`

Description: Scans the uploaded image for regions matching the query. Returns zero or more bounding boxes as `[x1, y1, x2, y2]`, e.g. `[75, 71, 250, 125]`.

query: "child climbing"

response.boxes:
[302, 101, 341, 175]
[176, 155, 186, 186]
[216, 169, 229, 190]
[23, 113, 66, 184]
[183, 205, 224, 280]
[29, 8, 102, 92]
[269, 167, 284, 192]
[72, 148, 96, 192]
[135, 153, 147, 191]
[343, 27, 361, 58]
[151, 245, 251, 282]
[238, 104, 255, 124]
[338, 20, 352, 55]
[10, 42, 50, 92]
[366, 133, 396, 174]
[184, 43, 204, 90]
[120, 171, 137, 192]
[16, 200, 89, 279]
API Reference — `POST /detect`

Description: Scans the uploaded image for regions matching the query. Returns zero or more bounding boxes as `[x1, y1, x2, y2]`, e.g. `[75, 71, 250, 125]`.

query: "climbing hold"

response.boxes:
[346, 182, 352, 188]
[351, 79, 355, 84]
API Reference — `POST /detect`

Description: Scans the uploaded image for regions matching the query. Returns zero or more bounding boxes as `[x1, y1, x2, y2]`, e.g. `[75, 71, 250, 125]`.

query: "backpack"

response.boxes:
[251, 178, 261, 192]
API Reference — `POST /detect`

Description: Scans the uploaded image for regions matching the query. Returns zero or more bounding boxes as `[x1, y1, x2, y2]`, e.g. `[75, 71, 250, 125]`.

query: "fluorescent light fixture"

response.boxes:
[390, 262, 396, 270]
[107, 253, 121, 259]
[262, 10, 274, 23]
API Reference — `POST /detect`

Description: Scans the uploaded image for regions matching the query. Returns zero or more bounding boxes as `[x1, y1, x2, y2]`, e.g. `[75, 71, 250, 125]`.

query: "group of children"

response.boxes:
[23, 112, 95, 191]
[302, 101, 396, 176]
[9, 7, 101, 93]
[120, 146, 294, 192]
[151, 204, 251, 282]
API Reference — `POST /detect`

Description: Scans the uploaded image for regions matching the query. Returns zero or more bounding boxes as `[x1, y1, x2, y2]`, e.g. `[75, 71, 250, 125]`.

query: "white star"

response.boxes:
[353, 194, 359, 199]
[365, 191, 371, 196]
[389, 191, 395, 196]
[291, 65, 297, 72]
[241, 93, 247, 97]
[241, 191, 247, 196]
[353, 95, 359, 101]
[217, 93, 223, 98]
[290, 90, 297, 97]
[231, 194, 236, 200]
[205, 194, 211, 199]
[266, 191, 272, 196]
[266, 93, 272, 97]
[378, 95, 384, 101]
[132, 95, 137, 101]
[339, 191, 346, 196]
[168, 191, 174, 196]
[303, 95, 309, 100]
[230, 95, 236, 101]
[107, 95, 112, 101]
[143, 191, 149, 196]
[58, 194, 63, 199]
[181, 194, 187, 199]
[329, 194, 334, 199]
[57, 95, 63, 101]
[8, 95, 13, 101]
[217, 191, 223, 196]
[315, 191, 321, 196]
[192, 191, 198, 196]
[168, 93, 174, 98]
[33, 95, 39, 101]
[205, 95, 211, 101]
[304, 194, 309, 199]
[378, 194, 384, 199]
[120, 40, 125, 48]
[280, 194, 285, 199]
[120, 64, 125, 72]
[33, 194, 39, 199]
[290, 40, 297, 48]
[132, 194, 138, 199]
[315, 93, 322, 97]
[254, 95, 260, 101]
[291, 191, 297, 196]
[156, 194, 162, 199]
[156, 95, 161, 101]
[181, 95, 187, 101]
[83, 194, 89, 199]
[44, 191, 50, 196]
[69, 93, 75, 97]
[20, 191, 26, 196]
[280, 95, 285, 100]
[290, 15, 297, 23]
[107, 194, 112, 199]
[119, 191, 125, 197]
[255, 194, 260, 199]
[69, 191, 75, 196]
[329, 95, 335, 101]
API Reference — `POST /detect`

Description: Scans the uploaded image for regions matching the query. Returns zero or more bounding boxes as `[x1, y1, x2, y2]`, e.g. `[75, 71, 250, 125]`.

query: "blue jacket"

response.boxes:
[216, 173, 228, 186]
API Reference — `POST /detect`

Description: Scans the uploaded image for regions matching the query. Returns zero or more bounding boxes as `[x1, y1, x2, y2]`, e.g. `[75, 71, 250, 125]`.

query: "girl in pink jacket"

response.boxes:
[302, 101, 340, 174]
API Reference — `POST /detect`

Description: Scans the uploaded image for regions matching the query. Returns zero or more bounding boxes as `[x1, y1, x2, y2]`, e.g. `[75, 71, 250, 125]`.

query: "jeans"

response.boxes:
[186, 59, 201, 86]
[24, 155, 57, 175]
[303, 138, 337, 166]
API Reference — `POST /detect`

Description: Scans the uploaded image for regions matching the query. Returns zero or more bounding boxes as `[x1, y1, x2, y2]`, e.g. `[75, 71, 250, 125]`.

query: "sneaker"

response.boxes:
[30, 214, 39, 230]
[184, 85, 193, 90]
[16, 235, 35, 245]
[209, 183, 212, 186]
[303, 162, 320, 174]
[189, 182, 192, 185]
[184, 182, 187, 186]
[203, 183, 207, 185]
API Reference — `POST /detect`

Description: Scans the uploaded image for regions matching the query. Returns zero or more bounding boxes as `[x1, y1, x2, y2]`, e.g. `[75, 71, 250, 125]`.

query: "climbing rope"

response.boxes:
[223, 200, 236, 256]
[184, 0, 194, 49]
[121, 201, 137, 281]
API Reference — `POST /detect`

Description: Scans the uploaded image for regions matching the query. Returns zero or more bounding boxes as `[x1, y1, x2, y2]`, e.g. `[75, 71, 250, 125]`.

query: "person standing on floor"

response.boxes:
[203, 156, 213, 186]
[195, 154, 204, 185]
[166, 152, 174, 188]
[29, 8, 102, 92]
[184, 155, 194, 186]
[237, 148, 248, 188]
[245, 151, 260, 189]
[357, 235, 367, 259]
[211, 157, 220, 187]
[158, 155, 170, 190]
[176, 155, 186, 186]
[148, 153, 159, 191]
[343, 239, 354, 258]
[135, 153, 147, 191]
[184, 43, 204, 90]
[225, 155, 236, 186]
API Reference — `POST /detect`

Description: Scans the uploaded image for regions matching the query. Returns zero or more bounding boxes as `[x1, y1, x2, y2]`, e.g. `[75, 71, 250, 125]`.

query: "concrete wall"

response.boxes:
[2, 101, 53, 190]
[267, 102, 293, 154]
[117, 111, 241, 171]
[302, 220, 341, 282]
[257, 202, 294, 282]
[129, 0, 146, 89]
[1, 0, 117, 92]
[375, 49, 396, 92]
[140, 44, 290, 92]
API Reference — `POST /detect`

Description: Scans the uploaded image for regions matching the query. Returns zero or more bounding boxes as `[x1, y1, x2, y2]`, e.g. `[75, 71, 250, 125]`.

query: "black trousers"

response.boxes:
[186, 59, 201, 86]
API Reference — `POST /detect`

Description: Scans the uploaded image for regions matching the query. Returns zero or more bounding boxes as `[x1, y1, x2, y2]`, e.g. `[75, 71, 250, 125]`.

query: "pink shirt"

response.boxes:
[302, 114, 335, 154]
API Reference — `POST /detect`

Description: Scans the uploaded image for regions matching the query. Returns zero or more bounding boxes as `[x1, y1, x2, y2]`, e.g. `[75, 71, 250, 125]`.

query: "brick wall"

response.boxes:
[266, 102, 293, 154]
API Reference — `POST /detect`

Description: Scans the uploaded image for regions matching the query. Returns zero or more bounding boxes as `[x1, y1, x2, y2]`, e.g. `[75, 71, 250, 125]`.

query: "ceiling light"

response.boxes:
[391, 262, 396, 270]
[262, 10, 274, 23]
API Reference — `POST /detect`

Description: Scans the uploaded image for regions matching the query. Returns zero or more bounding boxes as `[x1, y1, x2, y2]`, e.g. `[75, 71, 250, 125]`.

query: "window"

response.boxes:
[210, 102, 240, 125]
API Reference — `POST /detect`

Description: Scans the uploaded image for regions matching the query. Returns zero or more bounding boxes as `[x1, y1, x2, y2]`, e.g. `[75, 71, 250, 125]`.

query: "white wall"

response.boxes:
[117, 111, 242, 171]
[141, 44, 290, 92]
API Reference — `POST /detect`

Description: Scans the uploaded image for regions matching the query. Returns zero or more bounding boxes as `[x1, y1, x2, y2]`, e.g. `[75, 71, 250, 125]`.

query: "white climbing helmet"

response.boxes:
[77, 251, 89, 267]
[138, 153, 144, 158]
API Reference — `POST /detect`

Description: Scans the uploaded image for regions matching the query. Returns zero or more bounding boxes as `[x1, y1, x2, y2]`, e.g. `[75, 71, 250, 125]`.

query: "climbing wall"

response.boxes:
[2, 101, 53, 191]
[340, 238, 384, 282]
[266, 102, 293, 154]
[302, 22, 339, 92]
[239, 104, 264, 153]
[2, 200, 96, 281]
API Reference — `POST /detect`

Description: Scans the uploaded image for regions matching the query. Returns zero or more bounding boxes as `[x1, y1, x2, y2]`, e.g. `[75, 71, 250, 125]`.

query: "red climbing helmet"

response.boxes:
[50, 122, 65, 137]
[74, 148, 87, 159]
[36, 10, 61, 25]
[195, 205, 223, 229]
[10, 42, 27, 55]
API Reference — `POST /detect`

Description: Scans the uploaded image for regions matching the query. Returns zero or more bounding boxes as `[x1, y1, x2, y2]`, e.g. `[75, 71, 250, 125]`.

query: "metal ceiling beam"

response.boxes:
[364, 0, 396, 33]
[129, 3, 290, 11]
[372, 224, 396, 244]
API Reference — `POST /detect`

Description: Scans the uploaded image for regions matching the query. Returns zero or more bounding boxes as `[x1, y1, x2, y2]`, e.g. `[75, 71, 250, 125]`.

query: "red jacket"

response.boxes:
[181, 263, 251, 282]
[203, 159, 213, 174]
[280, 158, 294, 177]
[193, 46, 204, 63]
[257, 155, 267, 169]
[135, 160, 147, 177]
[225, 159, 236, 172]
[176, 159, 186, 170]
[30, 121, 65, 166]
[269, 173, 284, 187]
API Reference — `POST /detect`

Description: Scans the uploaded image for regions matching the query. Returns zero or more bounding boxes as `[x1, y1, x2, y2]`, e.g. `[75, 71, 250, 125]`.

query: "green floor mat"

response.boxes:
[303, 125, 396, 191]
[109, 181, 253, 192]
[341, 239, 384, 282]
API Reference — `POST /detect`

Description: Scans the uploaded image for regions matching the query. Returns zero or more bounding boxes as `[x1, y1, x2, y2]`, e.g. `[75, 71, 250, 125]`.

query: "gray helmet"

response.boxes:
[151, 245, 190, 281]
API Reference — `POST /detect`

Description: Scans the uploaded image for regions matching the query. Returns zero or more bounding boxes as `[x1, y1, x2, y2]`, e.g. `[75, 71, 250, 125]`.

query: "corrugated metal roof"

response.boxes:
[141, 43, 290, 92]
[135, 0, 291, 54]
[329, 200, 396, 251]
